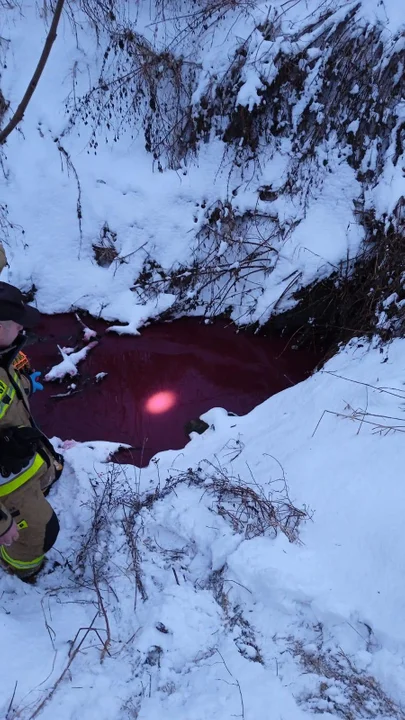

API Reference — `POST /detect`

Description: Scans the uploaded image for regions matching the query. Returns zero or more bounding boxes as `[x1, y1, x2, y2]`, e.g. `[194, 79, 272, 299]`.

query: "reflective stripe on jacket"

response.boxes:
[0, 370, 23, 420]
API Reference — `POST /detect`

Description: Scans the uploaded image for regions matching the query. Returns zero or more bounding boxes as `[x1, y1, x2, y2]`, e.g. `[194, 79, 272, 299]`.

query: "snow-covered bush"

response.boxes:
[60, 0, 405, 337]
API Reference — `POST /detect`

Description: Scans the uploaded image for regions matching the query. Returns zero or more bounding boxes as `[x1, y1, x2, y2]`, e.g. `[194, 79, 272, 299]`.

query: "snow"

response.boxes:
[236, 68, 264, 111]
[44, 341, 98, 380]
[360, 0, 405, 29]
[0, 0, 401, 329]
[3, 338, 405, 718]
[0, 0, 374, 329]
[1, 1, 405, 719]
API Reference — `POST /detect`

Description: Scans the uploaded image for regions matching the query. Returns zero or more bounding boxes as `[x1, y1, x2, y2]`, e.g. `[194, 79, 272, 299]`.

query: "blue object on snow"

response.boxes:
[30, 371, 44, 393]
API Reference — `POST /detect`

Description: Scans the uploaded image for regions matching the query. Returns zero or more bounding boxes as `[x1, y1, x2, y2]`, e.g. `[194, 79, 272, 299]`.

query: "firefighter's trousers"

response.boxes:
[0, 464, 60, 579]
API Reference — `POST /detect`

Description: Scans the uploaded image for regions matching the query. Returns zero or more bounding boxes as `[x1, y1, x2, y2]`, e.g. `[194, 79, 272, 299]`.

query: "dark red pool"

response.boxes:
[25, 315, 317, 466]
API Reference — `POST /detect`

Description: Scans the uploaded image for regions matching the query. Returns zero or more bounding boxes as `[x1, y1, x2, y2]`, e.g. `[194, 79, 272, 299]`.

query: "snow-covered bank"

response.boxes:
[2, 337, 405, 719]
[1, 0, 405, 331]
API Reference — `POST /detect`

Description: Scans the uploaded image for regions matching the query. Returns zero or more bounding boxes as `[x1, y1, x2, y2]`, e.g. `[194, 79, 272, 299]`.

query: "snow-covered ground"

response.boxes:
[3, 338, 405, 719]
[1, 0, 405, 718]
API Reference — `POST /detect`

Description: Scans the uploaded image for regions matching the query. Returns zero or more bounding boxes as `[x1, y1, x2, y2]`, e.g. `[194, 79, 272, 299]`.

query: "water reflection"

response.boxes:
[26, 315, 318, 466]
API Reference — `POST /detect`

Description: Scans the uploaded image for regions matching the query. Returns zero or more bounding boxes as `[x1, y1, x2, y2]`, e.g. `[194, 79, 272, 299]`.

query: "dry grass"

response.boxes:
[137, 460, 308, 544]
[291, 638, 405, 719]
[92, 222, 119, 267]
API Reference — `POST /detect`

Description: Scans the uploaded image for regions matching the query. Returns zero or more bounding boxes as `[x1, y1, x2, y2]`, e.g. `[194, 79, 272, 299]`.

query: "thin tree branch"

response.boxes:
[0, 0, 66, 144]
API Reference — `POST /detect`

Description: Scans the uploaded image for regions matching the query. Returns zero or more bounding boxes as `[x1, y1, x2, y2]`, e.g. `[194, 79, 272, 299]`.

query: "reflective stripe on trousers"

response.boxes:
[0, 545, 44, 571]
[0, 453, 46, 497]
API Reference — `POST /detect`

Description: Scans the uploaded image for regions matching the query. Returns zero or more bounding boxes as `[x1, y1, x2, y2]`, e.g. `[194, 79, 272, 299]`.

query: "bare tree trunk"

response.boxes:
[0, 0, 66, 145]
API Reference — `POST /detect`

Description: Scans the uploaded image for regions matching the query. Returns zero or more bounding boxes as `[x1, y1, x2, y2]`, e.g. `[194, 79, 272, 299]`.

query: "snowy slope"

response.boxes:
[2, 338, 405, 719]
[0, 0, 404, 329]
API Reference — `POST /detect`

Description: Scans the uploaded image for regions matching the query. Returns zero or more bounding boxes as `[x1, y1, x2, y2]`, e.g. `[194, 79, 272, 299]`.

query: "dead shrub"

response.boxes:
[65, 26, 199, 168]
[137, 459, 308, 544]
[131, 200, 293, 324]
[291, 638, 405, 720]
[266, 200, 405, 356]
[73, 454, 306, 606]
[92, 222, 119, 267]
[193, 4, 403, 182]
[208, 566, 264, 664]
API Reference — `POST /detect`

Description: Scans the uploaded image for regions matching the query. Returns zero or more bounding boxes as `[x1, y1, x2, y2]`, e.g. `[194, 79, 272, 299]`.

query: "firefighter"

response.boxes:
[0, 281, 63, 580]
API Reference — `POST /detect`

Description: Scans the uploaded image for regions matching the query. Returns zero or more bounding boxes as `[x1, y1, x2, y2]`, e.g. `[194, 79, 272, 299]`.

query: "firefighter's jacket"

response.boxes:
[0, 336, 57, 537]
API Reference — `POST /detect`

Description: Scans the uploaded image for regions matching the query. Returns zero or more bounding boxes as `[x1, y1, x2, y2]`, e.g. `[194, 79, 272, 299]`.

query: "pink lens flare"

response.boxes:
[145, 390, 177, 414]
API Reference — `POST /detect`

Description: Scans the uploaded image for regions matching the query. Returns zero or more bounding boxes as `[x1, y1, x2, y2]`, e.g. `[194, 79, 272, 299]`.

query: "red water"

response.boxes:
[25, 315, 317, 467]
